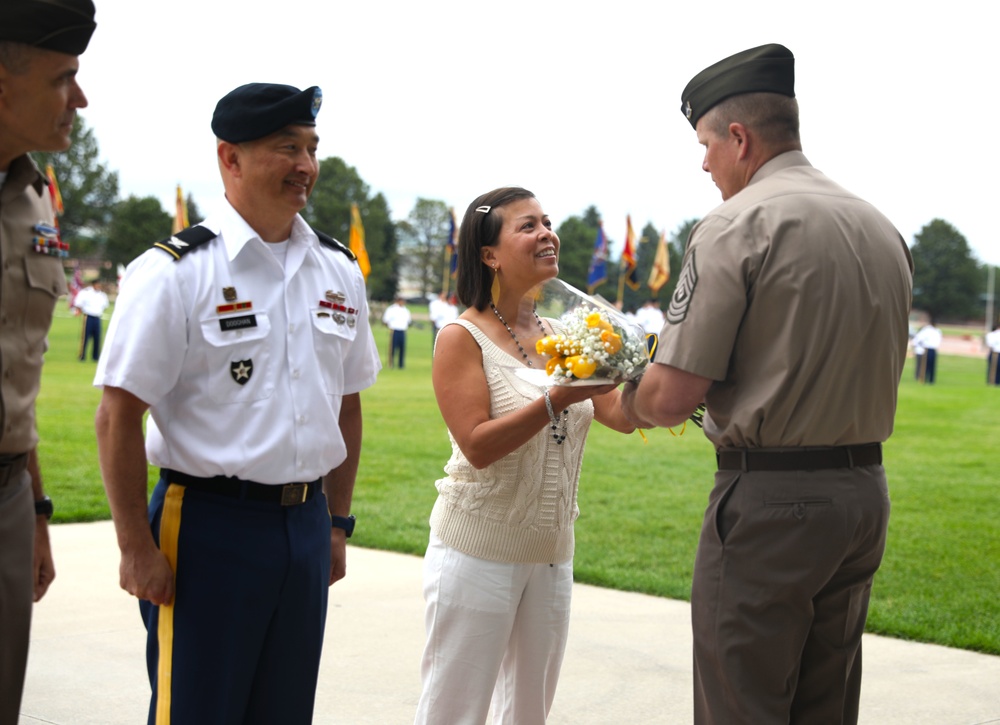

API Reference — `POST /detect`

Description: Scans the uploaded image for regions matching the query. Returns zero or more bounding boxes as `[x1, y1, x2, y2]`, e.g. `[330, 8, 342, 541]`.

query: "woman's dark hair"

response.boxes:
[455, 186, 535, 310]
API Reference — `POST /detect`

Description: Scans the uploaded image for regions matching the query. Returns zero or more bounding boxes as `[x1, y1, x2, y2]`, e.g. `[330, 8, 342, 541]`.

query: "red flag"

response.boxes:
[621, 215, 640, 291]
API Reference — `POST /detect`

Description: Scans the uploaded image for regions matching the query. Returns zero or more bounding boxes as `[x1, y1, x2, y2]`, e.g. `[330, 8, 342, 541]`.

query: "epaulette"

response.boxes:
[153, 225, 217, 261]
[314, 228, 357, 263]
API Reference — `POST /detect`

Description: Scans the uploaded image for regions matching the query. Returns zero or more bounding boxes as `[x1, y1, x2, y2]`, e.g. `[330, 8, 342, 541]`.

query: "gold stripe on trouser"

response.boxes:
[156, 483, 185, 725]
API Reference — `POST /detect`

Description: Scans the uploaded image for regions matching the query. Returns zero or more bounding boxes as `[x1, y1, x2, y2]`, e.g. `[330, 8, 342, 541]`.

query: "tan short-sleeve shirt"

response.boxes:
[655, 151, 913, 449]
[0, 155, 67, 454]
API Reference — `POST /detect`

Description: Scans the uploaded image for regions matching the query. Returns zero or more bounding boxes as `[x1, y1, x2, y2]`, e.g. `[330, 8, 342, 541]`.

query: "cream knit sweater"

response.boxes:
[429, 320, 595, 564]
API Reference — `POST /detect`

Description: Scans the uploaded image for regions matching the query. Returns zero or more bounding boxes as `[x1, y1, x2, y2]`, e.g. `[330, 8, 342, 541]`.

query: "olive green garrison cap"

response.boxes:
[681, 43, 794, 129]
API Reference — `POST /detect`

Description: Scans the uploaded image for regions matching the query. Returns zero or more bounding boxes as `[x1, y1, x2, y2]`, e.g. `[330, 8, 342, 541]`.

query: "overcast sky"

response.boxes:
[73, 0, 997, 266]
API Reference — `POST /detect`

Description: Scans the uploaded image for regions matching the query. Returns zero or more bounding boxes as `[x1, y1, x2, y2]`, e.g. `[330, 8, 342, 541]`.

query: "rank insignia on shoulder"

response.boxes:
[230, 359, 253, 385]
[313, 229, 357, 262]
[154, 225, 217, 260]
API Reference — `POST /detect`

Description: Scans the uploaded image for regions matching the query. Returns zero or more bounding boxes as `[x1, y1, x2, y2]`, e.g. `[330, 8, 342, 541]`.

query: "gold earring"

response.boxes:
[490, 265, 501, 305]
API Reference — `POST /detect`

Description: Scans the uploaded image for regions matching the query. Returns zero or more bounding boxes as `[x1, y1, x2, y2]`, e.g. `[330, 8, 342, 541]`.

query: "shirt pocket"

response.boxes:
[21, 254, 65, 349]
[199, 312, 274, 404]
[310, 308, 357, 394]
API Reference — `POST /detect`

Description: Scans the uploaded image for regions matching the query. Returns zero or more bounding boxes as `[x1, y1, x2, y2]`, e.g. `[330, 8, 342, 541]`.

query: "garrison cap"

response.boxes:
[681, 43, 794, 129]
[211, 83, 323, 144]
[0, 0, 97, 56]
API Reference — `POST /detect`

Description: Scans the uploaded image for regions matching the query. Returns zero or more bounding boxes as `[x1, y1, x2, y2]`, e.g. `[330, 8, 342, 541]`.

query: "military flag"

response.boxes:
[586, 222, 608, 294]
[349, 203, 371, 280]
[68, 266, 83, 310]
[620, 214, 640, 292]
[648, 229, 671, 294]
[443, 207, 458, 294]
[172, 184, 189, 234]
[45, 164, 64, 215]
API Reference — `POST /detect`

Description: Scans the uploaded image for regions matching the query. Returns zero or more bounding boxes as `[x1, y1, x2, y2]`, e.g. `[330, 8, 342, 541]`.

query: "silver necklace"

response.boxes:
[490, 302, 569, 445]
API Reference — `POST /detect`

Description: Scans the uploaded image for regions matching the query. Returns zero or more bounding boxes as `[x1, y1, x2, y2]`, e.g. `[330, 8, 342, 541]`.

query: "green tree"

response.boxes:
[302, 157, 397, 300]
[911, 219, 981, 321]
[104, 195, 171, 275]
[397, 198, 451, 300]
[33, 116, 119, 258]
[184, 192, 203, 227]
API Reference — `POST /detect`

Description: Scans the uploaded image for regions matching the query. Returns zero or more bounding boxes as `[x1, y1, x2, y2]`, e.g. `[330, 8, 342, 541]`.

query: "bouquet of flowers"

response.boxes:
[517, 278, 650, 387]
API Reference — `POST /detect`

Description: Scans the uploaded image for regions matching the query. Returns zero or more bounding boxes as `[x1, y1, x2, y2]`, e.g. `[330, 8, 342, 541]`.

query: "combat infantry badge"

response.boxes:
[230, 359, 253, 385]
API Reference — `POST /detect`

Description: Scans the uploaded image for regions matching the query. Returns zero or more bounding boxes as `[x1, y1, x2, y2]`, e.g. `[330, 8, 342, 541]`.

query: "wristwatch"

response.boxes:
[331, 514, 356, 538]
[34, 495, 53, 520]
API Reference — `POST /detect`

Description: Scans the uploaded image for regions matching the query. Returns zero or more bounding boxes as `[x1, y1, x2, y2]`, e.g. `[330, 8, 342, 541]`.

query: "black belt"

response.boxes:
[716, 443, 882, 472]
[162, 469, 320, 506]
[0, 453, 29, 488]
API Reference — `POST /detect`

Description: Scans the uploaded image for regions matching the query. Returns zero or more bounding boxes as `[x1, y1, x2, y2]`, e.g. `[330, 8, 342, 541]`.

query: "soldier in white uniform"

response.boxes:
[985, 323, 1000, 385]
[94, 83, 381, 725]
[621, 45, 913, 724]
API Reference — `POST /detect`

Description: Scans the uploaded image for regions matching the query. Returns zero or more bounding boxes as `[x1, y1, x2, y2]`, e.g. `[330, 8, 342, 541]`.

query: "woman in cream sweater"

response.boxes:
[414, 187, 635, 724]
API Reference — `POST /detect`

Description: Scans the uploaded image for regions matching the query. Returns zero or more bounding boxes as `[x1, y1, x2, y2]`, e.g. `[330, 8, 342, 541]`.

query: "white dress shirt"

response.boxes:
[94, 199, 381, 483]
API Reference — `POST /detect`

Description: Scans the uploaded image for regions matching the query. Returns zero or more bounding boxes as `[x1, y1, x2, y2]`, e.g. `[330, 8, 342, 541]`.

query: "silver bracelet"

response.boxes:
[543, 390, 568, 445]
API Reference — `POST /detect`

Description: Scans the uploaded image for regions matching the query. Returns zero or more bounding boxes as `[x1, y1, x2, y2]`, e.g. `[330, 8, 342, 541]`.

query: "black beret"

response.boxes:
[0, 0, 96, 56]
[211, 83, 323, 144]
[681, 43, 794, 129]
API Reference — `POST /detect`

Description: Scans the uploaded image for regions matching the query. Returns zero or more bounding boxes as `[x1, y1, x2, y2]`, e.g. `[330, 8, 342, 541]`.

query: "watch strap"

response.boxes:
[331, 514, 355, 537]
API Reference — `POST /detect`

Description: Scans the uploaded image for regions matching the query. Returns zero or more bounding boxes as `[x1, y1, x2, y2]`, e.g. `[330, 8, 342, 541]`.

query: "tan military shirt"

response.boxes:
[655, 151, 913, 449]
[0, 155, 67, 454]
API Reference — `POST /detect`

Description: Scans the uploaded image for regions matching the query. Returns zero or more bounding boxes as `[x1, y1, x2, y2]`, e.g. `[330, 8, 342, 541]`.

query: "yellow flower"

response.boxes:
[536, 335, 558, 355]
[601, 329, 622, 354]
[546, 356, 565, 376]
[565, 355, 597, 379]
[585, 311, 614, 333]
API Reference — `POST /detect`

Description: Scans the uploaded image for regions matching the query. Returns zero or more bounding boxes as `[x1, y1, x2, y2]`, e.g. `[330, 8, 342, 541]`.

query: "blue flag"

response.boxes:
[587, 223, 608, 294]
[448, 208, 458, 278]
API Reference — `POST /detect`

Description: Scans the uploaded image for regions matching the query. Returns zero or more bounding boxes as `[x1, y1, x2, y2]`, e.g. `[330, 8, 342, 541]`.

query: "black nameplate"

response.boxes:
[219, 314, 258, 332]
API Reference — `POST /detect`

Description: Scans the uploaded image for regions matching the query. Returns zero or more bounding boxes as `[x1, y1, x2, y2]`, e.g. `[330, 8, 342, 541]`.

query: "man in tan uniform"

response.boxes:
[0, 1, 95, 720]
[621, 44, 913, 723]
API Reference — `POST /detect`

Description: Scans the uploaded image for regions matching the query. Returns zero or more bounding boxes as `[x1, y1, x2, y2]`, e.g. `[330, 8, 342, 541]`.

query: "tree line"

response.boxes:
[36, 118, 992, 322]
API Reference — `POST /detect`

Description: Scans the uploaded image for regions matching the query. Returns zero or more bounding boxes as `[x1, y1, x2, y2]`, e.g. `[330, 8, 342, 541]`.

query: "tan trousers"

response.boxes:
[691, 465, 890, 724]
[0, 471, 34, 725]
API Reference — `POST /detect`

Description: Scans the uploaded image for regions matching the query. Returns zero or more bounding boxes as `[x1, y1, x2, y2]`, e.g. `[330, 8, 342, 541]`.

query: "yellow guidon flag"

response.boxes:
[172, 184, 189, 234]
[349, 203, 371, 280]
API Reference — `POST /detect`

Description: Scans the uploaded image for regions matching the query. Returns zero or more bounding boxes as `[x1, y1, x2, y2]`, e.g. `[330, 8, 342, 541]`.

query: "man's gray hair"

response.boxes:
[0, 41, 40, 75]
[705, 92, 801, 150]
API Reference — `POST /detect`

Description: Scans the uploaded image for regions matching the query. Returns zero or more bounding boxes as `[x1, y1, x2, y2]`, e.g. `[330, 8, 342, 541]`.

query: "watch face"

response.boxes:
[35, 497, 53, 519]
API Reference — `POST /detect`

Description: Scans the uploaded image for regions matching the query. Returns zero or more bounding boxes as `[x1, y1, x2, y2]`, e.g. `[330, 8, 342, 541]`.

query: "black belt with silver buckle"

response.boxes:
[162, 469, 320, 506]
[716, 443, 882, 472]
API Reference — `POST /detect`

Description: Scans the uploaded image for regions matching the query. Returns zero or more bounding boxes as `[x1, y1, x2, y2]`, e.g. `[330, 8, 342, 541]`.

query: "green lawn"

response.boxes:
[37, 307, 1000, 655]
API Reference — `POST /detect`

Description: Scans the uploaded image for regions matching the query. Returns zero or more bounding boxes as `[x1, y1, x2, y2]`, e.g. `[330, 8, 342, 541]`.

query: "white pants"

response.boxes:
[414, 534, 574, 725]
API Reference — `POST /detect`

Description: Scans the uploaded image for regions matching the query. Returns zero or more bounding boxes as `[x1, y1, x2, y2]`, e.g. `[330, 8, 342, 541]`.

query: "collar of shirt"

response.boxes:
[215, 197, 318, 263]
[1, 155, 45, 202]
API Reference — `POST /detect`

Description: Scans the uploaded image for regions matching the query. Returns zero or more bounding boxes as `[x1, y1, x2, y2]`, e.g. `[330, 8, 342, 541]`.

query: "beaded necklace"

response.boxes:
[489, 302, 569, 445]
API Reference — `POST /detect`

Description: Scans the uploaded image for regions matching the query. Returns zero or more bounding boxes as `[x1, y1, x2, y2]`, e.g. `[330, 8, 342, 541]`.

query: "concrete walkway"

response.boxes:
[19, 522, 1000, 724]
